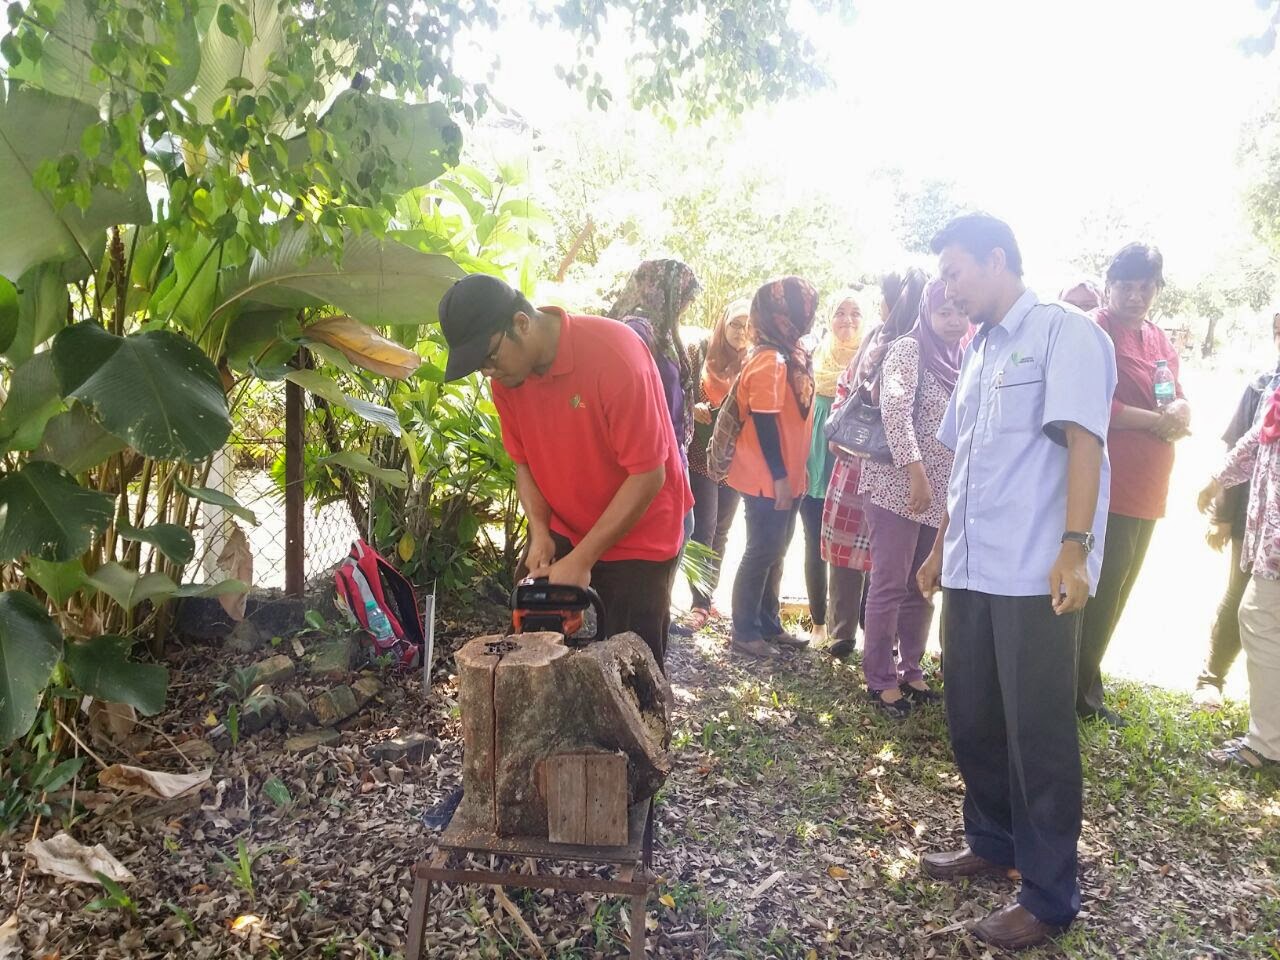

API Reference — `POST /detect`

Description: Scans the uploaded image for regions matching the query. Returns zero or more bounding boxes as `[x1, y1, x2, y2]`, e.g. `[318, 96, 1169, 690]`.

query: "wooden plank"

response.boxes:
[584, 753, 628, 846]
[546, 754, 587, 845]
[440, 799, 651, 864]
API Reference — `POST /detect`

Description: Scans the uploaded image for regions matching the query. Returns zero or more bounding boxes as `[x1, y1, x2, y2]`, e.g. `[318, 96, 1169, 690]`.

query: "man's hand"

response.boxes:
[528, 553, 592, 589]
[693, 402, 713, 425]
[526, 531, 556, 573]
[1197, 478, 1223, 515]
[1049, 543, 1090, 615]
[906, 462, 932, 515]
[773, 477, 795, 511]
[916, 549, 943, 599]
[1153, 400, 1191, 442]
[1205, 521, 1231, 552]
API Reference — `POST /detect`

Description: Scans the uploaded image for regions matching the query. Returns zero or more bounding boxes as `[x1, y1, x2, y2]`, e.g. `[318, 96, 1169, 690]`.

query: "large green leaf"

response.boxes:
[23, 557, 88, 606]
[118, 522, 196, 566]
[0, 590, 63, 744]
[84, 562, 178, 611]
[0, 276, 17, 354]
[33, 406, 128, 474]
[6, 260, 71, 364]
[0, 352, 65, 453]
[5, 0, 199, 108]
[171, 578, 249, 599]
[0, 83, 152, 281]
[220, 228, 464, 327]
[52, 323, 231, 461]
[188, 0, 288, 127]
[283, 369, 402, 436]
[225, 308, 301, 378]
[288, 91, 461, 195]
[321, 450, 408, 488]
[0, 461, 114, 562]
[65, 635, 168, 716]
[174, 478, 258, 525]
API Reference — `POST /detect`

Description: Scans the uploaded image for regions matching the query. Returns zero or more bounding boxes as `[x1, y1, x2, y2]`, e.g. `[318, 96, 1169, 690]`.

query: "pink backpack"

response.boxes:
[334, 540, 424, 669]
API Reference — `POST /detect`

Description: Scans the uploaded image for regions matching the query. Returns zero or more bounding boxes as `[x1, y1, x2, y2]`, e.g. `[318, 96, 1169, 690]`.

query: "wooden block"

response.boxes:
[584, 753, 628, 846]
[546, 752, 628, 846]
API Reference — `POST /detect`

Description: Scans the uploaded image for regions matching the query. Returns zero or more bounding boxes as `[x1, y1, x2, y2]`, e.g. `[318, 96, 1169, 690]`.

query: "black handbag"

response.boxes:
[824, 342, 924, 463]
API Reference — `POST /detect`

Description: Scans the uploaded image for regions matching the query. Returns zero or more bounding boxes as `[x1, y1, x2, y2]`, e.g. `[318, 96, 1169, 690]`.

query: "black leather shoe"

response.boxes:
[868, 688, 911, 719]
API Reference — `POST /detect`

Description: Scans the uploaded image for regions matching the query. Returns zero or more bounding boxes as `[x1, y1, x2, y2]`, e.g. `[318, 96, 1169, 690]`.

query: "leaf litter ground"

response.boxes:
[1, 609, 1278, 959]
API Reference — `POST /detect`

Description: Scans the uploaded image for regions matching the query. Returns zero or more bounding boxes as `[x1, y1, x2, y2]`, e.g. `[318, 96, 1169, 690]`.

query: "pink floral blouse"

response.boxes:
[1216, 423, 1280, 579]
[858, 337, 955, 529]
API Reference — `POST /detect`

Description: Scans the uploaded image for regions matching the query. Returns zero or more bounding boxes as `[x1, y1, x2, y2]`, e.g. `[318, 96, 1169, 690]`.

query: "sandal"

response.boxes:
[1207, 739, 1277, 771]
[686, 608, 711, 632]
[868, 688, 912, 719]
[899, 682, 942, 704]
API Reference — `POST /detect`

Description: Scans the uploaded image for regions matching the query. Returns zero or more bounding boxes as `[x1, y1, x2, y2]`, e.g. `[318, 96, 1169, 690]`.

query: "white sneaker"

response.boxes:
[1192, 684, 1223, 712]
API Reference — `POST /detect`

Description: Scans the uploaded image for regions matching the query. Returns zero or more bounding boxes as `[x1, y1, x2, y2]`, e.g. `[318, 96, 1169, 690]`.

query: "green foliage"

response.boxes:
[84, 871, 138, 916]
[216, 837, 283, 901]
[0, 705, 85, 832]
[0, 591, 64, 743]
[891, 175, 970, 257]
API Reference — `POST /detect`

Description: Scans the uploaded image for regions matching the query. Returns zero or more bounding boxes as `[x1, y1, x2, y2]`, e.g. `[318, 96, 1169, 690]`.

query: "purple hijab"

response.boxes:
[910, 277, 963, 394]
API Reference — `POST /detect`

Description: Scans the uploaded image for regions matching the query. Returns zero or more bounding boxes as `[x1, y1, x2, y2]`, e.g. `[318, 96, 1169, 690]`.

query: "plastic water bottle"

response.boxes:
[1153, 360, 1175, 408]
[365, 600, 396, 645]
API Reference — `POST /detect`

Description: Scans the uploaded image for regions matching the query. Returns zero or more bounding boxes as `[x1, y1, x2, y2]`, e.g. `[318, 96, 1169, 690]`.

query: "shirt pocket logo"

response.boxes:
[993, 360, 1044, 432]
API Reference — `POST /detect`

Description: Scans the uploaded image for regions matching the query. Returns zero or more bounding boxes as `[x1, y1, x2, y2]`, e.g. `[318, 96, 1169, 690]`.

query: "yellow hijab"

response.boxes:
[813, 292, 863, 397]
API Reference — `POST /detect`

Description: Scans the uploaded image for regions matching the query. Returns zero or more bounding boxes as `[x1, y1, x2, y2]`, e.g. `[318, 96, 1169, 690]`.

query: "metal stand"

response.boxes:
[406, 799, 656, 960]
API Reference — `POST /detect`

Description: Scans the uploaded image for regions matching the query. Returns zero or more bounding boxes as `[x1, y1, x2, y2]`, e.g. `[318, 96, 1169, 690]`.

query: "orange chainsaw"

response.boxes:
[510, 577, 604, 645]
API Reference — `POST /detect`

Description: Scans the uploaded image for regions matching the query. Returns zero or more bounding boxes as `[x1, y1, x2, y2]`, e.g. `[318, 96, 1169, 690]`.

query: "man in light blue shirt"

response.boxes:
[916, 214, 1117, 951]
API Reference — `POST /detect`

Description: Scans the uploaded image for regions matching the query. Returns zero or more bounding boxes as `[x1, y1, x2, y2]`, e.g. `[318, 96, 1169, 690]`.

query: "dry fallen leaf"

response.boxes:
[99, 764, 211, 799]
[659, 893, 676, 909]
[25, 833, 134, 885]
[0, 914, 20, 960]
[303, 315, 422, 379]
[229, 914, 261, 932]
[826, 865, 850, 880]
[214, 522, 252, 621]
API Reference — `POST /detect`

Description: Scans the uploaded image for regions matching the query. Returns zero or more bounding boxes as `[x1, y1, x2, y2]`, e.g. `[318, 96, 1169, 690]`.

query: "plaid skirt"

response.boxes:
[821, 455, 873, 571]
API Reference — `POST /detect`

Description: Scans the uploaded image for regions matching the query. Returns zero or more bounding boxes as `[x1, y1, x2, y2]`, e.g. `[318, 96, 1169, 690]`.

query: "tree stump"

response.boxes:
[455, 630, 672, 841]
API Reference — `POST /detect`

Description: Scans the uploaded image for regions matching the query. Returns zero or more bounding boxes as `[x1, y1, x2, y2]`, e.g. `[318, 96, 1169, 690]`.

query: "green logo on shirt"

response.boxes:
[570, 393, 584, 409]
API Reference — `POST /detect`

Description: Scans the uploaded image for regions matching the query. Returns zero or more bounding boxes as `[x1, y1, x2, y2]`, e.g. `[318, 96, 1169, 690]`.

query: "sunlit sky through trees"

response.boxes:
[458, 0, 1277, 292]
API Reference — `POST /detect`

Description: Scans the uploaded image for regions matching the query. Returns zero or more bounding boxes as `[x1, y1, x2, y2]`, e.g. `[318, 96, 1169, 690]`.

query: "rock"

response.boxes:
[284, 729, 340, 755]
[309, 636, 359, 679]
[387, 766, 405, 785]
[352, 675, 382, 708]
[250, 654, 295, 687]
[279, 691, 314, 729]
[309, 685, 359, 727]
[456, 631, 673, 839]
[367, 733, 435, 764]
[223, 618, 266, 654]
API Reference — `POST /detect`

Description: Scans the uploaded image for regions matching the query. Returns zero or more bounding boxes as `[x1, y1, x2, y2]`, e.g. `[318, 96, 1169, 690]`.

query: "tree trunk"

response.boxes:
[1201, 316, 1219, 358]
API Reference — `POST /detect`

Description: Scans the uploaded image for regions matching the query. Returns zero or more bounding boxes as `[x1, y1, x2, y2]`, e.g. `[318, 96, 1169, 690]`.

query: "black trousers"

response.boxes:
[1198, 536, 1247, 689]
[548, 533, 679, 667]
[687, 470, 741, 611]
[798, 495, 828, 626]
[942, 589, 1082, 928]
[1076, 513, 1156, 715]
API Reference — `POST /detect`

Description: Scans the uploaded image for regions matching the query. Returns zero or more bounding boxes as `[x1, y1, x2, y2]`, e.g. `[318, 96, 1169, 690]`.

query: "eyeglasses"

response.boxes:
[481, 330, 507, 370]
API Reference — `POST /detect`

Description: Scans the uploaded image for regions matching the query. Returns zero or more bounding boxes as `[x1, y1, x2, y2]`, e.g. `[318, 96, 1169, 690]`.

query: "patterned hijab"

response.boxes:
[749, 276, 818, 417]
[608, 258, 701, 440]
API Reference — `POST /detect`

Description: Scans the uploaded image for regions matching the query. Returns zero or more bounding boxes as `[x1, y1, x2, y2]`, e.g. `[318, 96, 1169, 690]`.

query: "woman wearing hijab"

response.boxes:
[799, 293, 864, 644]
[727, 277, 819, 659]
[821, 269, 928, 659]
[858, 277, 968, 717]
[608, 259, 702, 464]
[681, 298, 751, 630]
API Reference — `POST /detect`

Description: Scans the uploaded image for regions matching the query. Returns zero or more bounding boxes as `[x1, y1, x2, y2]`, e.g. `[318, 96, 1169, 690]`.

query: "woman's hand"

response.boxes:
[773, 477, 795, 511]
[693, 402, 713, 425]
[1205, 521, 1232, 552]
[906, 462, 932, 515]
[1197, 478, 1223, 515]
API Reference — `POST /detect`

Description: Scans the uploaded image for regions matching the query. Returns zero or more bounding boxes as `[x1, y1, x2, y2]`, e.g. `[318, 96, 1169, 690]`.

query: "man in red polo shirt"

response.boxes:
[439, 274, 692, 665]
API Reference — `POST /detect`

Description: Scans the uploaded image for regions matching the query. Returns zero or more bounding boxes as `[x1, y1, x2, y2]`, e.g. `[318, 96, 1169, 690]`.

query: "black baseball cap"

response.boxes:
[439, 274, 523, 381]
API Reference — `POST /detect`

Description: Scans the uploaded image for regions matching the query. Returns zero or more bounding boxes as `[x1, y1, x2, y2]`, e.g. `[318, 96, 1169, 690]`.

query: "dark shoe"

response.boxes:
[668, 621, 693, 638]
[826, 638, 854, 659]
[921, 847, 1011, 881]
[769, 632, 810, 649]
[1079, 706, 1128, 728]
[868, 688, 912, 719]
[900, 682, 942, 704]
[731, 637, 780, 659]
[971, 903, 1065, 950]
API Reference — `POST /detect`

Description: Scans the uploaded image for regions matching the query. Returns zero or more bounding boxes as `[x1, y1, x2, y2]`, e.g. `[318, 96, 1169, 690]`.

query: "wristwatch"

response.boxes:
[1061, 531, 1095, 554]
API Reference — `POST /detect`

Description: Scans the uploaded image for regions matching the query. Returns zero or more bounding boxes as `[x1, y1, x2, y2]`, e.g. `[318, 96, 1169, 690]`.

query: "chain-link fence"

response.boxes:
[191, 382, 362, 592]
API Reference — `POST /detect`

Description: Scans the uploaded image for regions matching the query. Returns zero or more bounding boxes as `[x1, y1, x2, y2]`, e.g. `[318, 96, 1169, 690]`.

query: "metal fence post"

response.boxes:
[285, 370, 305, 597]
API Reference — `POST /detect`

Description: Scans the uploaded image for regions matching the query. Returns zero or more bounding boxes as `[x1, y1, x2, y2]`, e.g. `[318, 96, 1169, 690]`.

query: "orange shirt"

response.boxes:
[727, 349, 814, 499]
[491, 309, 692, 563]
